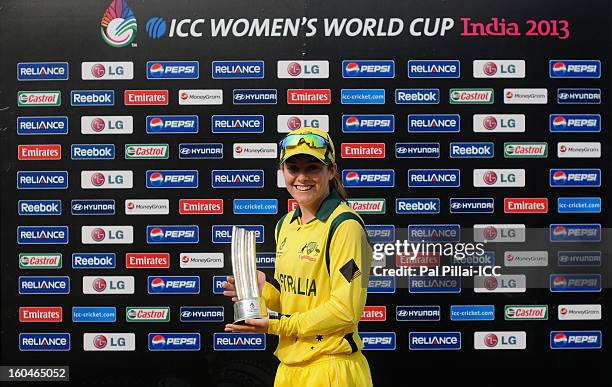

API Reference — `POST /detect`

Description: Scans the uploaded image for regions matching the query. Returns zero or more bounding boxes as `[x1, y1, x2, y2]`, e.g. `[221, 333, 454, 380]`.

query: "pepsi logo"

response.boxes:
[287, 116, 302, 130]
[483, 116, 497, 130]
[287, 62, 302, 76]
[345, 62, 360, 73]
[552, 225, 567, 237]
[91, 118, 106, 132]
[552, 116, 567, 127]
[344, 171, 360, 182]
[91, 64, 106, 78]
[94, 335, 108, 349]
[93, 277, 107, 292]
[484, 333, 498, 347]
[91, 227, 106, 242]
[91, 172, 106, 186]
[553, 333, 567, 345]
[552, 62, 567, 74]
[483, 62, 497, 76]
[552, 171, 567, 182]
[151, 335, 166, 346]
[553, 276, 567, 287]
[345, 116, 360, 127]
[483, 171, 497, 185]
[149, 117, 164, 130]
[150, 63, 164, 74]
[149, 227, 164, 241]
[150, 278, 165, 290]
[148, 172, 164, 186]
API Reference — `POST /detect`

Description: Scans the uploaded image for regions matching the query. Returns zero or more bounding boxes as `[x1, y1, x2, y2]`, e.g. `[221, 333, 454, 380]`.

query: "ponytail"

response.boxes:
[330, 169, 348, 202]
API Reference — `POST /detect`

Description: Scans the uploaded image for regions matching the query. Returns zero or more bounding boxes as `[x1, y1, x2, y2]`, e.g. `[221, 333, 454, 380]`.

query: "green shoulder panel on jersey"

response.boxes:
[325, 210, 369, 275]
[275, 212, 289, 243]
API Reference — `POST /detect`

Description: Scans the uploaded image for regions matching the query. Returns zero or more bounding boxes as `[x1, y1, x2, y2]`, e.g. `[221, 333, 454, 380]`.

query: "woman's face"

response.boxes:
[281, 154, 336, 207]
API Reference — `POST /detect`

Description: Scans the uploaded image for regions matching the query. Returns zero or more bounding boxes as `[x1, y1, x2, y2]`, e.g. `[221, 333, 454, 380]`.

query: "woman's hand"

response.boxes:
[222, 270, 266, 301]
[225, 318, 269, 333]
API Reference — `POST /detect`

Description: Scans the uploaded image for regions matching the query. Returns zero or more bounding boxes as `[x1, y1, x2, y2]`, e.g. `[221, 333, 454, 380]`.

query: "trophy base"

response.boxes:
[233, 298, 263, 324]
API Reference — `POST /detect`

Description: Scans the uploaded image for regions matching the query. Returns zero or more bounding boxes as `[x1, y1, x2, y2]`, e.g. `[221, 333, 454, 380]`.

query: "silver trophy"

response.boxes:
[231, 226, 263, 323]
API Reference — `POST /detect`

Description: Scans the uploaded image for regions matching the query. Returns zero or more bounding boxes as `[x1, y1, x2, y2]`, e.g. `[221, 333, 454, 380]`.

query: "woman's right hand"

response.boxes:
[222, 270, 266, 302]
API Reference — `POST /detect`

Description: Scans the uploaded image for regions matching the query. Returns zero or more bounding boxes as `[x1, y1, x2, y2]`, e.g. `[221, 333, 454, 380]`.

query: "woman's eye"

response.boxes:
[308, 165, 322, 173]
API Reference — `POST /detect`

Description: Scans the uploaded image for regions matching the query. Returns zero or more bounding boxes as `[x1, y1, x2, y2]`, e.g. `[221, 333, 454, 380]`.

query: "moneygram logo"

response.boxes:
[100, 0, 137, 48]
[504, 88, 548, 104]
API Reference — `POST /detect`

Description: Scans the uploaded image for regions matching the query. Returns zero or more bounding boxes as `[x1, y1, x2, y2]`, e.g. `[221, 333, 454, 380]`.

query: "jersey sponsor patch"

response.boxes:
[339, 258, 361, 283]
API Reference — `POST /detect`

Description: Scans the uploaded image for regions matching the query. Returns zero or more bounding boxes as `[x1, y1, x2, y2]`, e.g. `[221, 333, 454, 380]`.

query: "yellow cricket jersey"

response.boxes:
[262, 189, 373, 365]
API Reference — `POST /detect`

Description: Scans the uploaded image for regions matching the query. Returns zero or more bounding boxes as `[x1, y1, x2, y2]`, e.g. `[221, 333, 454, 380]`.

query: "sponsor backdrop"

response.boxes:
[0, 0, 610, 385]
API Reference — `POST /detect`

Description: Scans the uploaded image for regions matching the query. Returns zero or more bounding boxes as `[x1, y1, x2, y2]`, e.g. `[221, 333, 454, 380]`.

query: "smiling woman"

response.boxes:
[223, 128, 373, 387]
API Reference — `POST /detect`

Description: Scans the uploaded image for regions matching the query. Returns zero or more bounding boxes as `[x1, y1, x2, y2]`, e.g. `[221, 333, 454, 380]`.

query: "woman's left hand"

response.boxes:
[225, 318, 269, 333]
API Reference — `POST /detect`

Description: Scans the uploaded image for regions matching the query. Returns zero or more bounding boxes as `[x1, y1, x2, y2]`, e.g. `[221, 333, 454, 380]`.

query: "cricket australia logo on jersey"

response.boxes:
[276, 236, 287, 256]
[299, 241, 321, 262]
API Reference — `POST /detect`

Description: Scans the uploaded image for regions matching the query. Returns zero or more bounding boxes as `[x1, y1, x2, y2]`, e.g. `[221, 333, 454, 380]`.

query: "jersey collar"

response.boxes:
[290, 189, 342, 224]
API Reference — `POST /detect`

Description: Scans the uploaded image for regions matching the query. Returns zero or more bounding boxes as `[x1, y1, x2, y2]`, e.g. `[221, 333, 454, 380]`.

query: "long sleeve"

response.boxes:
[261, 279, 281, 312]
[261, 215, 285, 313]
[267, 219, 371, 337]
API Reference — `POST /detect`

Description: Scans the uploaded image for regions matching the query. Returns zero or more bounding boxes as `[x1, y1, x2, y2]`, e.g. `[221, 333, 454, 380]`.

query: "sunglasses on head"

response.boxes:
[279, 132, 331, 150]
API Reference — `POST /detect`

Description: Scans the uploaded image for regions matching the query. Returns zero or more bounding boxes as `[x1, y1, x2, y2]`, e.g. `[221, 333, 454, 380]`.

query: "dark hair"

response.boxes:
[329, 165, 348, 202]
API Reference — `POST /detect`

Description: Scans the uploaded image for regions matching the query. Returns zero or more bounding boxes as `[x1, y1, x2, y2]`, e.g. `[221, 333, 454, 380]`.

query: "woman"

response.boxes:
[223, 127, 373, 387]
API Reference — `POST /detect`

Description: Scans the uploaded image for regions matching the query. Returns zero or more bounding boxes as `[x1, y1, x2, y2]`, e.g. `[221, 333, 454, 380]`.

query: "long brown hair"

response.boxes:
[329, 165, 348, 202]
